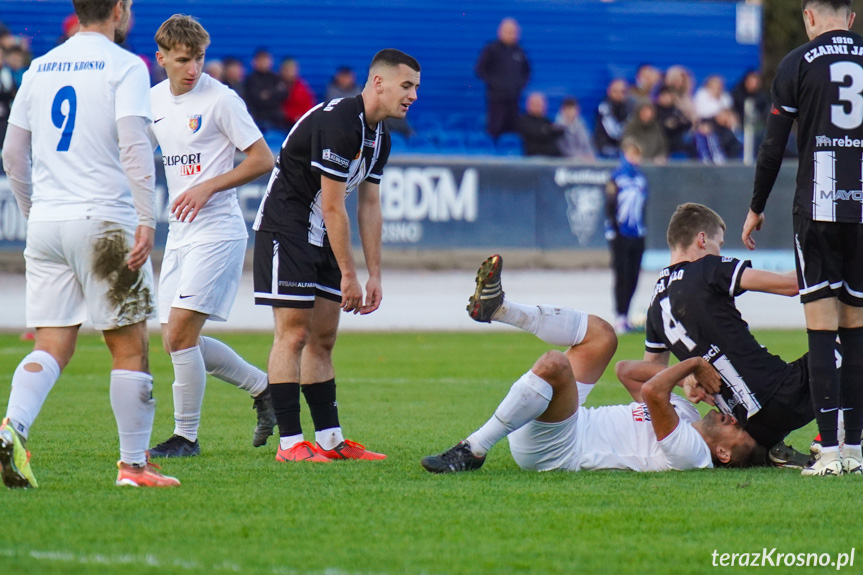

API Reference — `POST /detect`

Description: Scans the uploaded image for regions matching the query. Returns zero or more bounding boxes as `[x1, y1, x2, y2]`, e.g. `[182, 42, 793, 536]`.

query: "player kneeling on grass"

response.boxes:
[146, 15, 276, 458]
[422, 255, 761, 473]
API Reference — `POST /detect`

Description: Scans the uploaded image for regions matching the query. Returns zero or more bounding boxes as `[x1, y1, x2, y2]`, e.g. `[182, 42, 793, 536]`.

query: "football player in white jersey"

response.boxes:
[146, 15, 276, 458]
[422, 255, 760, 474]
[0, 0, 179, 488]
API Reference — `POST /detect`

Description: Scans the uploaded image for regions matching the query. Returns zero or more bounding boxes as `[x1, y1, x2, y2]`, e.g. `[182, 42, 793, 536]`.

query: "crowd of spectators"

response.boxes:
[0, 15, 776, 163]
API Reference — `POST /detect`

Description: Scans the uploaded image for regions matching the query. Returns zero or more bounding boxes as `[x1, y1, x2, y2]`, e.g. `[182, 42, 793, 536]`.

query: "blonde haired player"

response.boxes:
[147, 14, 276, 458]
[0, 0, 178, 487]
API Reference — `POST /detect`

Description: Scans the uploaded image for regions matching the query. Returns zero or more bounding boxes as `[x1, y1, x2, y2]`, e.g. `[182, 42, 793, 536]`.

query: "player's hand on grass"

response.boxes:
[360, 276, 382, 315]
[741, 209, 764, 251]
[340, 273, 364, 314]
[171, 183, 214, 223]
[127, 225, 154, 271]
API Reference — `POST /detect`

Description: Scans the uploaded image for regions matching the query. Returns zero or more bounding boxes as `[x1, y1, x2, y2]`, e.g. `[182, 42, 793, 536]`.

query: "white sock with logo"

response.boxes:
[315, 427, 345, 451]
[5, 350, 61, 440]
[492, 301, 588, 347]
[466, 371, 554, 457]
[171, 346, 206, 442]
[279, 434, 304, 450]
[110, 370, 155, 466]
[198, 336, 268, 397]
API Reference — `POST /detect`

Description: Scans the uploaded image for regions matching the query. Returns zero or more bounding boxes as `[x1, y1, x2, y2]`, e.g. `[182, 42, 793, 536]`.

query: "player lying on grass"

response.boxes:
[421, 255, 761, 474]
[626, 203, 859, 475]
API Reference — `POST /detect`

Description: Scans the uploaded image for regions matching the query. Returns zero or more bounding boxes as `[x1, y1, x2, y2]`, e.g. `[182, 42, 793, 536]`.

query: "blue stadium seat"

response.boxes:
[411, 114, 443, 134]
[407, 133, 438, 153]
[263, 129, 287, 149]
[436, 131, 467, 154]
[464, 132, 496, 155]
[496, 133, 523, 156]
[389, 132, 409, 154]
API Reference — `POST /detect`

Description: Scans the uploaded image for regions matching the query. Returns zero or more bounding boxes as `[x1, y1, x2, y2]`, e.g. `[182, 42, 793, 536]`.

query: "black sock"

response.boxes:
[269, 382, 301, 437]
[808, 329, 840, 448]
[301, 379, 340, 432]
[839, 326, 863, 446]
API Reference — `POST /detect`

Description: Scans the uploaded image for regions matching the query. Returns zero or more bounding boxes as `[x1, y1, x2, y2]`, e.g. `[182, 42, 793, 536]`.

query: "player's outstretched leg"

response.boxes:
[421, 440, 486, 474]
[467, 254, 504, 322]
[0, 418, 37, 489]
[197, 336, 275, 447]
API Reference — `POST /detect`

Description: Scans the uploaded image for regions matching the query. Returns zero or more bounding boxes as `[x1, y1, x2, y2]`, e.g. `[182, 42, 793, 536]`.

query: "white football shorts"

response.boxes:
[507, 381, 595, 472]
[24, 220, 156, 330]
[158, 239, 246, 323]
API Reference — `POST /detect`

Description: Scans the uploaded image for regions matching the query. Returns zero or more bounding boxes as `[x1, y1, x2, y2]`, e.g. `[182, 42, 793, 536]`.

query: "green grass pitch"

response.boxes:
[0, 329, 858, 574]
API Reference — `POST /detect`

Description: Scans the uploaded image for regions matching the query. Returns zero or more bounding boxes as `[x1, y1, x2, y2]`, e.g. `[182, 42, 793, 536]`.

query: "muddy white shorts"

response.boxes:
[158, 239, 245, 323]
[24, 220, 155, 330]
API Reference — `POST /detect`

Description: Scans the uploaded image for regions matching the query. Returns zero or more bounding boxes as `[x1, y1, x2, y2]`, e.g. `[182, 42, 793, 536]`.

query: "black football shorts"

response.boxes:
[793, 214, 863, 306]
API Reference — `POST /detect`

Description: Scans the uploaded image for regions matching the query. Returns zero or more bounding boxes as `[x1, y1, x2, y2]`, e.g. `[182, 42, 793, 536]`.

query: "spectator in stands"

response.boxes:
[555, 97, 594, 161]
[0, 47, 16, 148]
[731, 69, 770, 145]
[655, 86, 693, 156]
[594, 78, 629, 158]
[712, 108, 743, 160]
[279, 57, 315, 129]
[325, 66, 361, 101]
[475, 17, 530, 140]
[204, 59, 224, 83]
[244, 48, 286, 131]
[223, 56, 245, 97]
[693, 75, 732, 120]
[0, 21, 11, 51]
[518, 92, 564, 157]
[628, 63, 661, 106]
[4, 46, 27, 88]
[623, 102, 668, 164]
[694, 119, 726, 165]
[663, 65, 697, 124]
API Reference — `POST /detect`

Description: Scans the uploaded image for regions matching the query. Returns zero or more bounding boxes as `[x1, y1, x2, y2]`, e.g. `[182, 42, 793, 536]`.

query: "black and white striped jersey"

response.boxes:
[253, 94, 391, 247]
[771, 30, 863, 223]
[645, 255, 793, 421]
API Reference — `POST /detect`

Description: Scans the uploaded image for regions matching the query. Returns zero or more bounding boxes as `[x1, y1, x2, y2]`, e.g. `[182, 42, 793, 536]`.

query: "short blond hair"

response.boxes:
[154, 14, 210, 54]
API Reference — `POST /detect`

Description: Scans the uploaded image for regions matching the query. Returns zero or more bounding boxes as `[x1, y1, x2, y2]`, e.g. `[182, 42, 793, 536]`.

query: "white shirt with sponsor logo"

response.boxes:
[570, 394, 713, 472]
[8, 32, 151, 227]
[151, 73, 262, 249]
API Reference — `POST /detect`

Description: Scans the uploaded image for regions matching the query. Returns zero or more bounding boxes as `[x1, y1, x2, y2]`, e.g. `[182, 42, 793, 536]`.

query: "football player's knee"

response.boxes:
[532, 351, 572, 388]
[588, 316, 618, 355]
[274, 327, 311, 354]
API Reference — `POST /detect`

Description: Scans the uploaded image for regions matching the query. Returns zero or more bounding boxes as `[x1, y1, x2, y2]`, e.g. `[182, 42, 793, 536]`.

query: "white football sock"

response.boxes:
[110, 370, 155, 466]
[492, 301, 588, 347]
[171, 346, 206, 442]
[279, 434, 304, 450]
[467, 371, 553, 457]
[315, 427, 344, 450]
[198, 336, 268, 397]
[5, 350, 61, 440]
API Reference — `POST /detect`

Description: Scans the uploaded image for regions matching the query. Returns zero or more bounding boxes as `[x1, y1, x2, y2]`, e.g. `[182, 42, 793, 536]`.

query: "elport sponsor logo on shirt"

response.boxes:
[163, 152, 202, 176]
[323, 149, 349, 168]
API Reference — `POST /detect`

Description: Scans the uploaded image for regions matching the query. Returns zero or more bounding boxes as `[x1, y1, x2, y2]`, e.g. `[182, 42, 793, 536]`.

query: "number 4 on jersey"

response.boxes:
[51, 86, 77, 152]
[660, 297, 696, 351]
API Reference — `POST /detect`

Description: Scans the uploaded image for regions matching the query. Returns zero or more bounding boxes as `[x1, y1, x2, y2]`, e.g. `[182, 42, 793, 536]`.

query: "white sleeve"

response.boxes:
[1, 124, 33, 218]
[657, 399, 713, 470]
[214, 87, 264, 152]
[7, 68, 32, 130]
[117, 115, 156, 228]
[115, 59, 152, 122]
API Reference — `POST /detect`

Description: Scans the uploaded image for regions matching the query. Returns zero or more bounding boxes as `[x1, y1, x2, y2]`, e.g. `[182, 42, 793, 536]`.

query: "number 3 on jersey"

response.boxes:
[660, 297, 696, 351]
[51, 86, 77, 152]
[831, 61, 863, 129]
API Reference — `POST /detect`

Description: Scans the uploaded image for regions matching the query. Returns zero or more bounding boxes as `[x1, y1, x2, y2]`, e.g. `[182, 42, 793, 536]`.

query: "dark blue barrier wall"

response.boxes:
[0, 157, 796, 253]
[0, 0, 760, 125]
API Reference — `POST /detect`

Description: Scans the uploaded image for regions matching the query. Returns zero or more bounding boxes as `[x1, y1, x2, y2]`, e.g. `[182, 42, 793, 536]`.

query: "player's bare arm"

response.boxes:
[617, 358, 715, 405]
[357, 180, 383, 315]
[642, 350, 670, 365]
[172, 137, 273, 223]
[1, 125, 33, 218]
[643, 357, 720, 440]
[739, 267, 798, 297]
[320, 174, 363, 313]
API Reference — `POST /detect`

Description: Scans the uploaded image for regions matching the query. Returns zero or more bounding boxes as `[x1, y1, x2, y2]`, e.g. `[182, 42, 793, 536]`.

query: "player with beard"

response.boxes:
[253, 49, 419, 462]
[0, 0, 179, 487]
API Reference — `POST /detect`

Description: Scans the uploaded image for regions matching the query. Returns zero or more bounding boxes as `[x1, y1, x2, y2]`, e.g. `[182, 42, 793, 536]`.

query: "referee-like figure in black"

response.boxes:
[742, 0, 863, 476]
